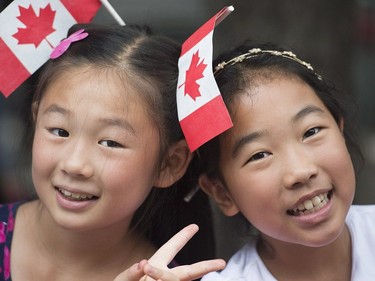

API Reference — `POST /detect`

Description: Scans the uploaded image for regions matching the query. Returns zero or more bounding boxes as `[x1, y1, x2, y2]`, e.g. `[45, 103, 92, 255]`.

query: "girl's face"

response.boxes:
[32, 66, 163, 232]
[216, 75, 355, 247]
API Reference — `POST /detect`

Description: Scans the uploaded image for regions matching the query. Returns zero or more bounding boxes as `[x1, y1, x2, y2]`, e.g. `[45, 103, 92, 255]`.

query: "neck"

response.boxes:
[258, 226, 352, 281]
[12, 200, 156, 280]
[32, 200, 154, 270]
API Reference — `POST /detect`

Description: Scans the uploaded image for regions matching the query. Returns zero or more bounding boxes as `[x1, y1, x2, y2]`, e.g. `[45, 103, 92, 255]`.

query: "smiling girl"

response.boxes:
[0, 24, 224, 281]
[194, 42, 375, 280]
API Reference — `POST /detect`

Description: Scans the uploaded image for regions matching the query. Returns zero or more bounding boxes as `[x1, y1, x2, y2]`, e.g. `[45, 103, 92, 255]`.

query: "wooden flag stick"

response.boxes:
[100, 0, 126, 26]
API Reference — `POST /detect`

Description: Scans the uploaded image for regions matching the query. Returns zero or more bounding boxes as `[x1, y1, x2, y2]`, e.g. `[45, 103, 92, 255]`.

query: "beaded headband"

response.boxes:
[214, 47, 322, 80]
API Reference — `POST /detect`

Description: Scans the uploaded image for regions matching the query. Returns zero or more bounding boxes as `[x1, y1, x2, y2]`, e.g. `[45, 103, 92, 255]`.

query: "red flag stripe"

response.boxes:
[0, 0, 102, 97]
[179, 95, 233, 151]
[60, 0, 101, 23]
[0, 38, 30, 97]
[180, 15, 216, 57]
[180, 6, 233, 57]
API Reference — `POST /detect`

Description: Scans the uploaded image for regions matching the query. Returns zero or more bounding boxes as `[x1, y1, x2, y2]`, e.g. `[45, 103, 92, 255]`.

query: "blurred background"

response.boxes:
[1, 0, 375, 260]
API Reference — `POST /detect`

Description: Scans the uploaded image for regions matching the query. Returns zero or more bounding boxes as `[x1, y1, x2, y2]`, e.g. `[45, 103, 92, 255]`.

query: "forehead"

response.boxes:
[234, 72, 323, 113]
[222, 75, 328, 140]
[40, 65, 150, 116]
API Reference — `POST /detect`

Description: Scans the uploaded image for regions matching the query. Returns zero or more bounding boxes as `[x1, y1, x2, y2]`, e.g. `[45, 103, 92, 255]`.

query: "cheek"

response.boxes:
[101, 169, 154, 217]
[323, 140, 355, 192]
[31, 144, 54, 199]
[335, 151, 356, 202]
[234, 190, 284, 239]
[226, 172, 280, 220]
[31, 131, 53, 181]
[100, 158, 156, 198]
[229, 179, 291, 241]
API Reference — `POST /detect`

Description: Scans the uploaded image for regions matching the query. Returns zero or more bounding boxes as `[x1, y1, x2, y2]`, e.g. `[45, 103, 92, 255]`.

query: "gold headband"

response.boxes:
[214, 48, 322, 79]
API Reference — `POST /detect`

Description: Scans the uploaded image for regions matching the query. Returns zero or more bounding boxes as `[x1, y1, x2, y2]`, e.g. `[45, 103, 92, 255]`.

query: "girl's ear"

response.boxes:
[154, 139, 193, 188]
[199, 174, 239, 217]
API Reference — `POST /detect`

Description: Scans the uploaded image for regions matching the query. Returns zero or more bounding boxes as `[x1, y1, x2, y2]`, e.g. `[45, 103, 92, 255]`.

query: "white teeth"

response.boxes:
[304, 200, 314, 210]
[312, 196, 322, 206]
[302, 193, 327, 210]
[63, 190, 72, 196]
[72, 193, 81, 199]
[288, 192, 330, 216]
[58, 188, 94, 201]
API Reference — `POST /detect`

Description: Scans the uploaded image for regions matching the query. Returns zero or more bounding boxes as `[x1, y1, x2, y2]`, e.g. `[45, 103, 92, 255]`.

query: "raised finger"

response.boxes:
[149, 224, 199, 265]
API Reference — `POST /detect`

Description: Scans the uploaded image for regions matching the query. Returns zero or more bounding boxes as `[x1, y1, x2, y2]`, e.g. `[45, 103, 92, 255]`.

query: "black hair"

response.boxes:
[32, 23, 215, 264]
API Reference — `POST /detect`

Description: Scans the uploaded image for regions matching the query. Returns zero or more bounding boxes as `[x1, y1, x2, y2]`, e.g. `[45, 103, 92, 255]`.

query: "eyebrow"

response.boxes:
[43, 104, 68, 115]
[98, 117, 136, 135]
[231, 105, 325, 158]
[232, 131, 266, 158]
[42, 104, 136, 134]
[292, 105, 324, 123]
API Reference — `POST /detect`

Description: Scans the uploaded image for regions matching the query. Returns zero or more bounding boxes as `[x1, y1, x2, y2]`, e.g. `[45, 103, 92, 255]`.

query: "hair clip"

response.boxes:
[50, 29, 89, 59]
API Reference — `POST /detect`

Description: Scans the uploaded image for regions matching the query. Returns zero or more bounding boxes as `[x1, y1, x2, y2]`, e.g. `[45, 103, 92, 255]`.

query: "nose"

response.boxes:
[282, 147, 318, 189]
[61, 140, 94, 178]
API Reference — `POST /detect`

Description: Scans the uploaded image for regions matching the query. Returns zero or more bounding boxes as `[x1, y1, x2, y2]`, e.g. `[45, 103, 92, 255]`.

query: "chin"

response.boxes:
[305, 225, 346, 248]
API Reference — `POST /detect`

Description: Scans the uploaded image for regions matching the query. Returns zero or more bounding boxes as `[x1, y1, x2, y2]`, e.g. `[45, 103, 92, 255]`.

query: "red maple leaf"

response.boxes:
[179, 50, 207, 101]
[13, 4, 56, 48]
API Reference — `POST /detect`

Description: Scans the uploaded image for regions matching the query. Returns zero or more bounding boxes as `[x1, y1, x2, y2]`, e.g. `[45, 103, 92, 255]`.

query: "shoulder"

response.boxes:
[346, 205, 375, 279]
[0, 201, 24, 279]
[0, 201, 25, 239]
[202, 240, 276, 281]
[0, 201, 29, 241]
[346, 205, 375, 224]
[0, 201, 23, 224]
[346, 205, 375, 234]
[346, 205, 375, 246]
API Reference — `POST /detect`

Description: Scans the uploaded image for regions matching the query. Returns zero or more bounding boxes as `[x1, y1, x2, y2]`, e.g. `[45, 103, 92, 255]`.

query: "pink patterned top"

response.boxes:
[0, 202, 22, 281]
[0, 202, 179, 280]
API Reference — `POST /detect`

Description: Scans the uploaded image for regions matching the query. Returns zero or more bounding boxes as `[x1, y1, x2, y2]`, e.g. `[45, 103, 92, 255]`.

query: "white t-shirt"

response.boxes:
[202, 205, 375, 281]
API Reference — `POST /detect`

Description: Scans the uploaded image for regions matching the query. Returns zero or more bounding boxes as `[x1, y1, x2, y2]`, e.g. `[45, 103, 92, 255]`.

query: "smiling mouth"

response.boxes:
[57, 187, 98, 201]
[287, 190, 333, 216]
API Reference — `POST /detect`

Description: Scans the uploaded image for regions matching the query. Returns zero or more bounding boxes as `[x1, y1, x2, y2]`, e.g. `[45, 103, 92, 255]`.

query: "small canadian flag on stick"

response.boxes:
[0, 0, 101, 97]
[177, 6, 234, 152]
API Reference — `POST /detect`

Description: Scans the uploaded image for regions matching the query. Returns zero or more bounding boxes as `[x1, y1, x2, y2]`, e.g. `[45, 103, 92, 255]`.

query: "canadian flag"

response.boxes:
[177, 6, 234, 152]
[0, 0, 101, 97]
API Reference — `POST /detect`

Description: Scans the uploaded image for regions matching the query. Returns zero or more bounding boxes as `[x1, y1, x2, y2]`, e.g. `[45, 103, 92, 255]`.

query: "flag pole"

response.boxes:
[99, 0, 126, 26]
[215, 5, 234, 27]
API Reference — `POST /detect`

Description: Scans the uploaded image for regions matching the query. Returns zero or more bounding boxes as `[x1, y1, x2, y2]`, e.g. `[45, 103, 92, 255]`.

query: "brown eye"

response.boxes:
[303, 127, 320, 139]
[51, 128, 69, 137]
[99, 140, 123, 148]
[246, 151, 271, 165]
